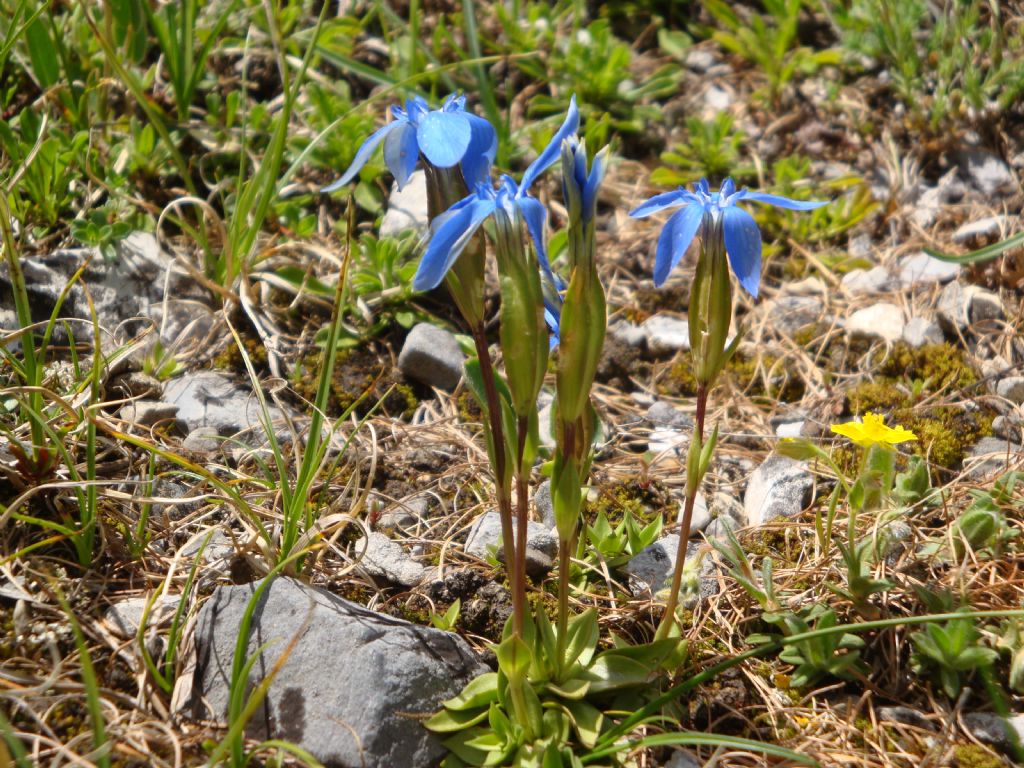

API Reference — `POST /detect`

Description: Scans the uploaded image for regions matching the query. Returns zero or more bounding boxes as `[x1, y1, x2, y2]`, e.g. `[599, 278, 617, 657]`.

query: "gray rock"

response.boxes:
[704, 514, 739, 541]
[642, 315, 690, 355]
[963, 711, 1024, 752]
[380, 170, 429, 238]
[685, 48, 717, 73]
[874, 520, 914, 566]
[182, 530, 235, 583]
[622, 535, 718, 605]
[536, 391, 555, 451]
[108, 371, 163, 399]
[119, 399, 179, 427]
[764, 295, 824, 336]
[664, 749, 702, 768]
[677, 492, 711, 533]
[183, 577, 487, 768]
[744, 456, 813, 526]
[464, 510, 558, 578]
[104, 594, 181, 640]
[953, 215, 1013, 244]
[377, 494, 431, 530]
[775, 420, 806, 438]
[648, 427, 689, 455]
[145, 478, 204, 522]
[703, 84, 732, 113]
[846, 303, 904, 343]
[969, 288, 1005, 324]
[163, 371, 287, 441]
[841, 266, 894, 296]
[902, 317, 944, 348]
[997, 377, 1024, 405]
[878, 706, 933, 730]
[182, 426, 222, 453]
[356, 532, 426, 587]
[848, 234, 872, 259]
[647, 401, 692, 429]
[993, 413, 1023, 443]
[958, 148, 1016, 196]
[610, 320, 646, 348]
[534, 479, 556, 529]
[897, 252, 961, 289]
[398, 323, 464, 391]
[965, 436, 1024, 480]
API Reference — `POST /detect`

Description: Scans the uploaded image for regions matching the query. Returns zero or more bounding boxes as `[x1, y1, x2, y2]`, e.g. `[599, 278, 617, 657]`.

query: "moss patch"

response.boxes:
[660, 350, 806, 402]
[953, 744, 1003, 768]
[587, 477, 675, 526]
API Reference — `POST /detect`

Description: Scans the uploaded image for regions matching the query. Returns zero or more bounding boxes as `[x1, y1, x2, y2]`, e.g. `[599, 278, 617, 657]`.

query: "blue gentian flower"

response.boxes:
[561, 136, 608, 226]
[629, 178, 826, 297]
[322, 94, 497, 192]
[413, 96, 580, 292]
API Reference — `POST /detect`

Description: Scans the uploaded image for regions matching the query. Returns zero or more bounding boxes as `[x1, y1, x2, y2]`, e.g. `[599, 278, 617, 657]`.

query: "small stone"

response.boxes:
[848, 234, 872, 259]
[775, 420, 806, 438]
[936, 281, 971, 333]
[536, 391, 555, 450]
[104, 595, 181, 640]
[963, 712, 1024, 752]
[464, 511, 558, 578]
[397, 323, 464, 391]
[846, 303, 905, 343]
[785, 276, 827, 295]
[958, 148, 1016, 196]
[642, 315, 690, 355]
[875, 521, 914, 566]
[380, 170, 429, 238]
[108, 371, 163, 399]
[664, 749, 702, 768]
[685, 48, 717, 73]
[764, 296, 824, 336]
[182, 577, 487, 768]
[647, 401, 692, 429]
[119, 399, 179, 427]
[534, 479, 555, 529]
[992, 413, 1023, 442]
[610, 320, 646, 347]
[841, 266, 894, 296]
[965, 436, 1024, 480]
[703, 84, 732, 112]
[623, 536, 718, 606]
[897, 252, 961, 289]
[744, 456, 814, 526]
[648, 428, 689, 455]
[704, 514, 738, 541]
[878, 706, 934, 730]
[356, 532, 427, 587]
[181, 529, 236, 583]
[969, 288, 1004, 324]
[902, 317, 944, 348]
[378, 494, 431, 530]
[182, 426, 221, 453]
[952, 215, 1013, 244]
[164, 371, 289, 443]
[996, 377, 1024, 405]
[677, 492, 711, 533]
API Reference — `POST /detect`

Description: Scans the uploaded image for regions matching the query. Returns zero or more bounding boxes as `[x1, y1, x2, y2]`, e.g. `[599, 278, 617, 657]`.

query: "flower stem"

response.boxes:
[556, 536, 572, 678]
[656, 382, 708, 640]
[513, 415, 531, 637]
[471, 323, 521, 638]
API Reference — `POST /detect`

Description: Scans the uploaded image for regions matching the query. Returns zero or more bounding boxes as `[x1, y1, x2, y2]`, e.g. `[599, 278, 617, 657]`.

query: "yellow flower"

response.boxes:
[830, 412, 917, 449]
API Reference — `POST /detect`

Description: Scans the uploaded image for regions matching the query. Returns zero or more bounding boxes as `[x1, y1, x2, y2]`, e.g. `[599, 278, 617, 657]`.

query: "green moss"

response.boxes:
[587, 478, 674, 525]
[292, 347, 419, 419]
[878, 342, 977, 389]
[213, 333, 267, 373]
[660, 351, 805, 402]
[953, 744, 1004, 768]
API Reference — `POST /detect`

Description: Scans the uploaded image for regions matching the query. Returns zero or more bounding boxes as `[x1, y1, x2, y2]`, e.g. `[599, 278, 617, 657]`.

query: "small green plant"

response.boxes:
[704, 0, 841, 103]
[910, 612, 998, 699]
[582, 506, 662, 569]
[752, 606, 868, 689]
[651, 114, 753, 188]
[430, 598, 462, 632]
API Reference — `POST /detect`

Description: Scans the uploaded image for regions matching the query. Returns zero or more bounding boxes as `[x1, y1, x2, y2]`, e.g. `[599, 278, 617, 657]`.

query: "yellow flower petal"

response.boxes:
[830, 412, 917, 449]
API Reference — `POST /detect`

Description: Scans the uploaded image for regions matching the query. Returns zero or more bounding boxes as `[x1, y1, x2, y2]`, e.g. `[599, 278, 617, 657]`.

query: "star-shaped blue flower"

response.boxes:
[414, 97, 580, 292]
[323, 93, 497, 192]
[629, 178, 827, 297]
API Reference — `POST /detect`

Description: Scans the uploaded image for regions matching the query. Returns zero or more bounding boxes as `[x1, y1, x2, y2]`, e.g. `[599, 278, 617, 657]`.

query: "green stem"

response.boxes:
[472, 323, 520, 638]
[556, 537, 572, 679]
[514, 415, 530, 637]
[656, 382, 708, 640]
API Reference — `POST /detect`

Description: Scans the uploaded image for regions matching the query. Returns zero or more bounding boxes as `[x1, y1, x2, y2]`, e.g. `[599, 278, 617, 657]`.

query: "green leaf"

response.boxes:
[565, 609, 600, 669]
[545, 677, 590, 700]
[425, 706, 491, 733]
[584, 653, 651, 693]
[563, 699, 603, 748]
[442, 672, 500, 711]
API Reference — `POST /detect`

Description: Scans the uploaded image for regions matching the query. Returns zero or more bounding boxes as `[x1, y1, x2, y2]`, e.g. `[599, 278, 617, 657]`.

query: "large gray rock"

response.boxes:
[622, 535, 718, 605]
[464, 510, 557, 578]
[937, 282, 1005, 334]
[398, 323, 464, 391]
[183, 577, 487, 768]
[163, 371, 287, 441]
[744, 456, 813, 526]
[963, 711, 1024, 753]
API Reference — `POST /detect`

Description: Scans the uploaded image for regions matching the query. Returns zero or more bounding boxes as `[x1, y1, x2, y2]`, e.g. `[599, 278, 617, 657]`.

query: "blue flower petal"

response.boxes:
[738, 191, 828, 210]
[629, 189, 690, 218]
[520, 95, 580, 193]
[414, 195, 496, 291]
[722, 205, 763, 297]
[383, 121, 420, 190]
[653, 203, 704, 287]
[460, 114, 498, 187]
[321, 120, 402, 192]
[583, 146, 609, 220]
[416, 111, 472, 168]
[514, 194, 556, 280]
